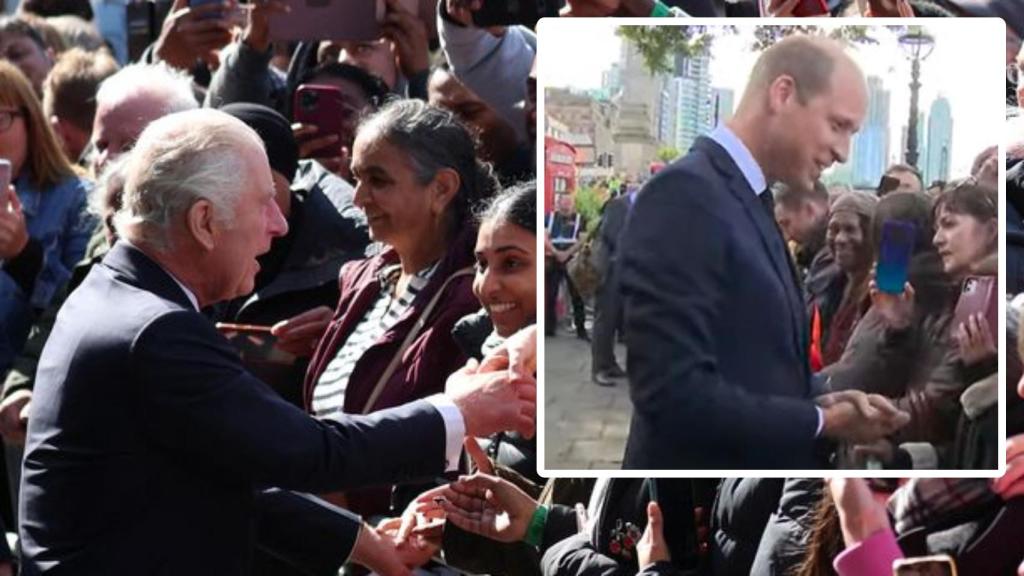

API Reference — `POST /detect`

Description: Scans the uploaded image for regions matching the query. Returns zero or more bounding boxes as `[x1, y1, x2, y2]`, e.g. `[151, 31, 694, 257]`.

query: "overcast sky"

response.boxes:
[537, 18, 1005, 177]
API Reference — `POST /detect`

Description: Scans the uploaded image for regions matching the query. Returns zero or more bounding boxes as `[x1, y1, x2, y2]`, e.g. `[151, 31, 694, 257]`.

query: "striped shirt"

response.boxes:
[312, 262, 438, 418]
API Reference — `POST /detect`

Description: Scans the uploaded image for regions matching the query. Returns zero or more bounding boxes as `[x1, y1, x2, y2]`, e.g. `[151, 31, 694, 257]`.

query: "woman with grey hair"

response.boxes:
[273, 99, 498, 516]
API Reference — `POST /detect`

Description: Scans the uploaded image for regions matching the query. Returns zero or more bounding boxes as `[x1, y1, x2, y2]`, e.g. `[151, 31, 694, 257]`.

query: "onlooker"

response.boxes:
[90, 62, 197, 175]
[0, 15, 56, 96]
[773, 179, 832, 282]
[881, 163, 924, 195]
[0, 60, 93, 380]
[42, 47, 119, 164]
[274, 100, 497, 516]
[545, 193, 588, 341]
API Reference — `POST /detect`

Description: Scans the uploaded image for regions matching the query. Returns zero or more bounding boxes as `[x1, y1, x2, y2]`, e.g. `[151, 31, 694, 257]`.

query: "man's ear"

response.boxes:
[186, 199, 218, 251]
[767, 75, 798, 114]
[430, 167, 461, 217]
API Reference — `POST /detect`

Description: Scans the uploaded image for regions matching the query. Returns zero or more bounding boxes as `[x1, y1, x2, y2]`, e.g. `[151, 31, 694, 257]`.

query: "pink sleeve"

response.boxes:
[833, 528, 904, 576]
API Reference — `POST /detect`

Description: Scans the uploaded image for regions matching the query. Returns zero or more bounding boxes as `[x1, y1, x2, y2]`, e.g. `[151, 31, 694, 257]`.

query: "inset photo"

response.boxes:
[539, 19, 1007, 473]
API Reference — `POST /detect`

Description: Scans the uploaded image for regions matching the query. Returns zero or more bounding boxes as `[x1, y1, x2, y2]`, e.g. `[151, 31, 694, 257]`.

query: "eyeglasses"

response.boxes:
[0, 109, 24, 133]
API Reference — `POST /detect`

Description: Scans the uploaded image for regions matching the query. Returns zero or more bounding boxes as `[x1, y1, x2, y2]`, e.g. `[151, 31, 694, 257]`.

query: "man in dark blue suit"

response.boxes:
[19, 109, 536, 574]
[620, 35, 908, 469]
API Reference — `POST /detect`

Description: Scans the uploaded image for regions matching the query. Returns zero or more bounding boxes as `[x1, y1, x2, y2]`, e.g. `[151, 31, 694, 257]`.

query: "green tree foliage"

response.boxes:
[657, 146, 681, 163]
[617, 25, 911, 77]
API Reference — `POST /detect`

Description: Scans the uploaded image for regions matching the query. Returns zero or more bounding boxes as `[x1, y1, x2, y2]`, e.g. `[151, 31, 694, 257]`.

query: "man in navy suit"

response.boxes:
[620, 35, 908, 470]
[19, 109, 536, 574]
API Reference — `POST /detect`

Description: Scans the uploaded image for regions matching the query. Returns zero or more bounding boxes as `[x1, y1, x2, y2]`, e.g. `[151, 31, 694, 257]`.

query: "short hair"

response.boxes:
[45, 15, 106, 53]
[745, 35, 845, 105]
[0, 15, 50, 52]
[89, 152, 129, 237]
[8, 12, 65, 53]
[773, 180, 829, 210]
[358, 99, 498, 234]
[885, 163, 923, 186]
[478, 181, 535, 235]
[114, 110, 264, 251]
[18, 0, 92, 21]
[300, 61, 390, 110]
[95, 63, 197, 118]
[43, 48, 119, 132]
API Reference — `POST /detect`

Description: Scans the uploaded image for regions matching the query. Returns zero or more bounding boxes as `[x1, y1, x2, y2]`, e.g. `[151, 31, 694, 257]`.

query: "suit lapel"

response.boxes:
[694, 137, 809, 367]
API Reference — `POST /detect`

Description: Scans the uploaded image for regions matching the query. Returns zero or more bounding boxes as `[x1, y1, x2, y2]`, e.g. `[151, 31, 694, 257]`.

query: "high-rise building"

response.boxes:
[924, 97, 953, 186]
[666, 52, 714, 154]
[850, 76, 890, 188]
[712, 87, 734, 126]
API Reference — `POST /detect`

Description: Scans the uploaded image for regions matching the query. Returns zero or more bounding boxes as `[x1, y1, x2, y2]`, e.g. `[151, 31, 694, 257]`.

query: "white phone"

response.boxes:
[0, 159, 11, 213]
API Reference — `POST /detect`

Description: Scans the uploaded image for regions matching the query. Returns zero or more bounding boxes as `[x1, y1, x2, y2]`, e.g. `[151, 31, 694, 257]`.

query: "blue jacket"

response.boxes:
[0, 172, 93, 374]
[620, 136, 821, 469]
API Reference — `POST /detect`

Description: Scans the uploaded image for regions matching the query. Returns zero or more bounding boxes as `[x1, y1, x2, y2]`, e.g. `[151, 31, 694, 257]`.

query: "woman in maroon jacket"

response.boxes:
[273, 99, 499, 515]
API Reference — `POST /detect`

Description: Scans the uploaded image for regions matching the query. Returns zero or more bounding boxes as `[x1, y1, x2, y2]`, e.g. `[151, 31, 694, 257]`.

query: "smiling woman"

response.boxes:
[296, 99, 499, 515]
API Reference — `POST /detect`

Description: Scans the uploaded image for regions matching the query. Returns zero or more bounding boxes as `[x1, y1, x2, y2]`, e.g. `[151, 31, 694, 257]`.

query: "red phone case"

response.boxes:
[793, 0, 829, 16]
[952, 276, 997, 343]
[293, 84, 349, 158]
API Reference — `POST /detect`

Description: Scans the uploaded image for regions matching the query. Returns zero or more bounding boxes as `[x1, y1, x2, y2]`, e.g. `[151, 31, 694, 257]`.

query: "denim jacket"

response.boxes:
[0, 171, 93, 373]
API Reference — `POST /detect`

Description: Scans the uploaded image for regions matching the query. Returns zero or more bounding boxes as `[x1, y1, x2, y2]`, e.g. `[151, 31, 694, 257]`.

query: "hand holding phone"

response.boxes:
[892, 554, 958, 576]
[876, 220, 916, 295]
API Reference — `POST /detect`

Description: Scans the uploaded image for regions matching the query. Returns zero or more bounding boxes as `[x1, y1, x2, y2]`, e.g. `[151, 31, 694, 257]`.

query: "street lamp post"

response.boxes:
[899, 29, 935, 170]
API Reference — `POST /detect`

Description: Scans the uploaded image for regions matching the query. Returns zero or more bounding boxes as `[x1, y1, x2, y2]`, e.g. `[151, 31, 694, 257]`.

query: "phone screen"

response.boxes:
[876, 220, 916, 295]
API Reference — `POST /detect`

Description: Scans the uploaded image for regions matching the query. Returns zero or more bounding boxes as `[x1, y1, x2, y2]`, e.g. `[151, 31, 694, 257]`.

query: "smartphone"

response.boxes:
[188, 0, 245, 23]
[293, 84, 351, 157]
[471, 0, 562, 29]
[953, 276, 997, 343]
[270, 0, 381, 42]
[647, 478, 659, 504]
[793, 0, 830, 15]
[878, 174, 902, 196]
[875, 220, 916, 295]
[0, 159, 11, 196]
[892, 554, 957, 576]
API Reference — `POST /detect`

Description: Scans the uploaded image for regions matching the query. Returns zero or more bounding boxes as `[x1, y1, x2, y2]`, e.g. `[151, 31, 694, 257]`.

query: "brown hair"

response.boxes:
[932, 177, 997, 224]
[0, 60, 77, 188]
[792, 494, 842, 576]
[43, 47, 119, 132]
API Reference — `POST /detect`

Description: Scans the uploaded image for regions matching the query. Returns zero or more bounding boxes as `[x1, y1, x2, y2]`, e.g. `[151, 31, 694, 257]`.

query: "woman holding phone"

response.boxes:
[835, 181, 997, 468]
[0, 61, 92, 384]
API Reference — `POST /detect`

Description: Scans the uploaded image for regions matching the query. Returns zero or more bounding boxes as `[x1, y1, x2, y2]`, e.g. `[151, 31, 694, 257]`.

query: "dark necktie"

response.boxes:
[759, 189, 803, 292]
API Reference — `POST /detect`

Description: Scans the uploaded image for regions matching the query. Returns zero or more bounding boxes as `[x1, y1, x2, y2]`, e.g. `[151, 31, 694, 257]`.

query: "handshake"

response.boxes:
[445, 325, 538, 440]
[816, 389, 911, 444]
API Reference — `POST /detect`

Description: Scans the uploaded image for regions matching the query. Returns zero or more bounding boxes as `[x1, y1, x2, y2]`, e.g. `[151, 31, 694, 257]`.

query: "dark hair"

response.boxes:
[885, 163, 923, 188]
[907, 0, 955, 17]
[872, 192, 934, 255]
[19, 0, 93, 20]
[773, 179, 829, 210]
[478, 181, 535, 234]
[301, 61, 390, 110]
[359, 99, 499, 233]
[933, 178, 997, 223]
[0, 16, 49, 51]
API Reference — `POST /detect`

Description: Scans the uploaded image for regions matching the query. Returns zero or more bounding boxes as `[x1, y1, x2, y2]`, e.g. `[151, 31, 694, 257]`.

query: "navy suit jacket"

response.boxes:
[20, 242, 450, 575]
[620, 136, 822, 469]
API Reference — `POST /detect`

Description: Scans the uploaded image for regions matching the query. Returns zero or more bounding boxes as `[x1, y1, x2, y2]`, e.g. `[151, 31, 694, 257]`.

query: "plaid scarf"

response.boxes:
[889, 477, 999, 535]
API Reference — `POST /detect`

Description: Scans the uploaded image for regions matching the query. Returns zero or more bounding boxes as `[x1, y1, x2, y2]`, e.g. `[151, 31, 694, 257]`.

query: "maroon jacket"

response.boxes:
[304, 226, 481, 413]
[302, 228, 481, 514]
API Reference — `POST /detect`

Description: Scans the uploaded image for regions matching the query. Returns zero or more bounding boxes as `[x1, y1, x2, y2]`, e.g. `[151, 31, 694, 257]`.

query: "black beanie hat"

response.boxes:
[219, 102, 299, 183]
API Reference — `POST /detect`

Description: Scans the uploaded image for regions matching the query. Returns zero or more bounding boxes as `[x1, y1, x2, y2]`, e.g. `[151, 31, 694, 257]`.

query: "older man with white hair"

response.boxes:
[19, 109, 536, 576]
[89, 62, 198, 176]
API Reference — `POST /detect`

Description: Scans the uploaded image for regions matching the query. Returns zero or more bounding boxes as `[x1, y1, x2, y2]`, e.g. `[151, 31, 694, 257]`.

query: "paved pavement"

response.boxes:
[543, 334, 631, 470]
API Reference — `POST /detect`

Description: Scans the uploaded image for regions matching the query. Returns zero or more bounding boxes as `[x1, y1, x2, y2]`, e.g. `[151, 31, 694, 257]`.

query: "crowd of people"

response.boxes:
[0, 0, 1020, 576]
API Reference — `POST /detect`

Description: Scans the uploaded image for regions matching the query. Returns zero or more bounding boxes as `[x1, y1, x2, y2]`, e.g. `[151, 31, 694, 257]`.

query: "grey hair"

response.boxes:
[95, 62, 197, 116]
[88, 152, 128, 219]
[114, 109, 265, 251]
[358, 99, 498, 233]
